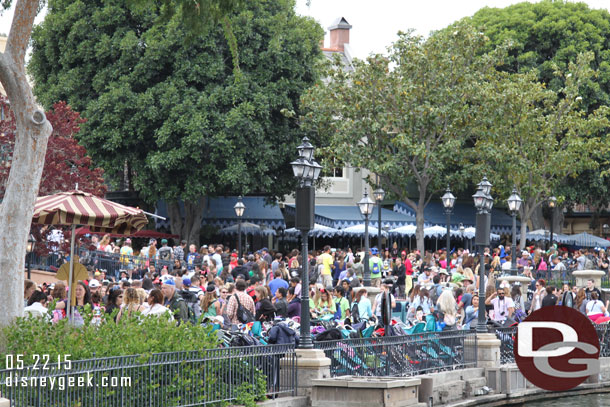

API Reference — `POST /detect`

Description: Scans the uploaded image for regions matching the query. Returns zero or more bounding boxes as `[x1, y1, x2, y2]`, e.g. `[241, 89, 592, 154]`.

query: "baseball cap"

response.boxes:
[262, 247, 269, 252]
[163, 278, 175, 286]
[182, 278, 191, 287]
[125, 238, 131, 244]
[89, 279, 100, 288]
[94, 271, 101, 276]
[522, 250, 529, 256]
[206, 284, 216, 293]
[161, 239, 168, 244]
[371, 248, 379, 255]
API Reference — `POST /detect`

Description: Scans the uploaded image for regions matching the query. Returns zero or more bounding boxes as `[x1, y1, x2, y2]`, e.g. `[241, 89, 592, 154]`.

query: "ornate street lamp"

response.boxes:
[548, 196, 557, 249]
[507, 188, 522, 276]
[234, 196, 245, 259]
[358, 189, 375, 287]
[603, 223, 610, 238]
[291, 136, 322, 349]
[473, 177, 493, 334]
[26, 235, 35, 280]
[373, 185, 386, 251]
[442, 186, 456, 256]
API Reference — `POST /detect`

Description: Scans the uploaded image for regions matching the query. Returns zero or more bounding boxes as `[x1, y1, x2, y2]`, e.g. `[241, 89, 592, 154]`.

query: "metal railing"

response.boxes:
[0, 345, 296, 407]
[496, 323, 610, 364]
[314, 329, 477, 377]
[29, 248, 174, 278]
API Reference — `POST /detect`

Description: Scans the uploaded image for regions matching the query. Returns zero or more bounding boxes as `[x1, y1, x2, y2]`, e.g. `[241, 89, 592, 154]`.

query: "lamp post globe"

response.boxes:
[234, 196, 246, 259]
[358, 189, 375, 287]
[291, 136, 321, 349]
[442, 186, 456, 256]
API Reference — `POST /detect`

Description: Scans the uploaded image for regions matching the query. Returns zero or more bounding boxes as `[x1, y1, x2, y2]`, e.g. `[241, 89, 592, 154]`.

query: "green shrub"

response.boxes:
[0, 308, 268, 406]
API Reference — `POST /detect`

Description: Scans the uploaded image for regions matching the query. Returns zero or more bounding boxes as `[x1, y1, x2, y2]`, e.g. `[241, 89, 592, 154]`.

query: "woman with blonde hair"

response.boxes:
[99, 234, 111, 252]
[117, 287, 146, 321]
[310, 287, 335, 317]
[437, 289, 458, 329]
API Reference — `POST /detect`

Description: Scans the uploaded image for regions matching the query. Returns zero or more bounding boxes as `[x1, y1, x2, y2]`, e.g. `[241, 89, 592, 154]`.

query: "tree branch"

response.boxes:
[6, 0, 39, 67]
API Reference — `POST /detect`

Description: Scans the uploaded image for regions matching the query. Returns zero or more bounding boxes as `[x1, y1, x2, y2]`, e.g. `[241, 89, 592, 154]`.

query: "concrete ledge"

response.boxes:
[444, 380, 610, 406]
[0, 398, 8, 407]
[255, 396, 308, 407]
[295, 349, 331, 368]
[312, 376, 421, 389]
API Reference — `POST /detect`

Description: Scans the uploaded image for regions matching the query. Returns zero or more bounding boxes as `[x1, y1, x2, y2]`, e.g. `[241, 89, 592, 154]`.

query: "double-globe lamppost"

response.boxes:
[358, 189, 375, 287]
[507, 188, 523, 276]
[473, 176, 493, 333]
[233, 196, 246, 259]
[290, 137, 322, 349]
[442, 186, 456, 256]
[373, 186, 385, 251]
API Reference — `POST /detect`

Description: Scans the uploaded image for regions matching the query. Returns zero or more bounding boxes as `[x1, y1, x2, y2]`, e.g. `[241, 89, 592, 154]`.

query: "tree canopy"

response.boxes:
[30, 0, 323, 243]
[301, 23, 505, 253]
[468, 0, 610, 222]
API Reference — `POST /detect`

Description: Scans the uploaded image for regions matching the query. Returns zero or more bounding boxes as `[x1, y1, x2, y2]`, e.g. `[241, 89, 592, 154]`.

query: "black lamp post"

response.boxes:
[358, 189, 375, 287]
[234, 196, 245, 259]
[442, 186, 456, 256]
[507, 188, 522, 276]
[291, 136, 322, 349]
[473, 176, 493, 334]
[548, 196, 557, 250]
[603, 224, 610, 238]
[383, 223, 391, 251]
[373, 186, 385, 251]
[26, 235, 35, 280]
[459, 223, 465, 251]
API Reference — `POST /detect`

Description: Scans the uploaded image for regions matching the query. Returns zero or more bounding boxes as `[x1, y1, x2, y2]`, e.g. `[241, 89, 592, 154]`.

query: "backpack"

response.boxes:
[308, 265, 320, 285]
[333, 297, 347, 320]
[351, 302, 360, 324]
[584, 256, 595, 270]
[180, 289, 202, 320]
[315, 328, 343, 341]
[159, 247, 171, 261]
[234, 294, 254, 324]
[371, 259, 381, 276]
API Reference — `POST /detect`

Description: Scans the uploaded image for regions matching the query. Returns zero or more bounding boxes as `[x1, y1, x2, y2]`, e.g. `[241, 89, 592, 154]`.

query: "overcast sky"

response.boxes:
[295, 0, 610, 59]
[0, 1, 609, 60]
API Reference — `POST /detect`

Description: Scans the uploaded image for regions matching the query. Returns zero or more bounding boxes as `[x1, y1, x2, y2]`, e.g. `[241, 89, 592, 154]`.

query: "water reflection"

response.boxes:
[527, 393, 610, 406]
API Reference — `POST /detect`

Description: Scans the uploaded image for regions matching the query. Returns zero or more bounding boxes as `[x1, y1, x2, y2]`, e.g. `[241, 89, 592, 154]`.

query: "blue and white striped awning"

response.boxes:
[154, 197, 286, 231]
[284, 204, 416, 230]
[393, 201, 517, 235]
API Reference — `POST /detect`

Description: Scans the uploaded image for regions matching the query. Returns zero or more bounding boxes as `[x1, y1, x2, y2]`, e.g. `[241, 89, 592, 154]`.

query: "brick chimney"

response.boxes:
[328, 17, 352, 52]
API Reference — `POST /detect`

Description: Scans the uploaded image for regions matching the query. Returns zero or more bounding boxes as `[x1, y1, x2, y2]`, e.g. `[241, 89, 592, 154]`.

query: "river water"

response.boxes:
[527, 393, 610, 406]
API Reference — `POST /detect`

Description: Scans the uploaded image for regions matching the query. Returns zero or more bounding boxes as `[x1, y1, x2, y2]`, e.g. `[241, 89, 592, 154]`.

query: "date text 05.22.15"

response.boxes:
[5, 354, 71, 370]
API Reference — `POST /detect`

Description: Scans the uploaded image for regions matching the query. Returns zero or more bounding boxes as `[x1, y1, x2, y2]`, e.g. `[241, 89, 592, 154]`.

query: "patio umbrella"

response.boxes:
[284, 223, 342, 238]
[568, 232, 610, 248]
[32, 190, 148, 320]
[219, 222, 276, 236]
[341, 224, 388, 237]
[389, 224, 417, 237]
[526, 229, 573, 244]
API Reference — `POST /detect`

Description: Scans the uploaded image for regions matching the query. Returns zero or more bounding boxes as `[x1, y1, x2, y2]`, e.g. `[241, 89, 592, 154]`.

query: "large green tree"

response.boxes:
[301, 23, 505, 253]
[468, 0, 610, 229]
[29, 0, 323, 244]
[470, 52, 610, 245]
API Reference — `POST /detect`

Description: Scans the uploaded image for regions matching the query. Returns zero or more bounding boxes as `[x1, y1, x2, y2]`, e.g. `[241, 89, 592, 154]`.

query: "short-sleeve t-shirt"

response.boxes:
[319, 253, 333, 276]
[335, 297, 350, 319]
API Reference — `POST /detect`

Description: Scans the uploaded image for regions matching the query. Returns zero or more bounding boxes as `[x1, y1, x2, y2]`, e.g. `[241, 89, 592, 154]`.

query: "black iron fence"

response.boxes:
[0, 345, 296, 407]
[495, 323, 610, 364]
[314, 329, 477, 377]
[29, 248, 174, 279]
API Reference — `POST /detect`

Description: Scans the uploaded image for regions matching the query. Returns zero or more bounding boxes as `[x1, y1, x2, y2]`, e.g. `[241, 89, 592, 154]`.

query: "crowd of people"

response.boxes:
[21, 236, 610, 338]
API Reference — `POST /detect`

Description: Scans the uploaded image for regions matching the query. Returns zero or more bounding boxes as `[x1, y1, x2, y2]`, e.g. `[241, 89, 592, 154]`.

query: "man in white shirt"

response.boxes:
[485, 287, 515, 323]
[24, 291, 49, 319]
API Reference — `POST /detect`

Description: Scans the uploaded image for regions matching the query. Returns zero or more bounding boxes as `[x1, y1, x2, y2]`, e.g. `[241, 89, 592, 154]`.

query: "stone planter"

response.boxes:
[311, 376, 421, 407]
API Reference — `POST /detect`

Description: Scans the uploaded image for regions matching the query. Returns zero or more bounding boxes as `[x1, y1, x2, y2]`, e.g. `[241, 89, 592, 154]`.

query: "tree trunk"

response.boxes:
[0, 0, 54, 326]
[519, 204, 529, 250]
[415, 205, 425, 254]
[168, 197, 207, 247]
[530, 206, 545, 230]
[184, 198, 206, 248]
[168, 201, 184, 238]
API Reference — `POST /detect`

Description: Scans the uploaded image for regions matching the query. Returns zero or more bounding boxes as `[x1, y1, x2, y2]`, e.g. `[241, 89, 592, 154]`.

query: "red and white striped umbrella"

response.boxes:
[32, 190, 148, 320]
[32, 190, 148, 234]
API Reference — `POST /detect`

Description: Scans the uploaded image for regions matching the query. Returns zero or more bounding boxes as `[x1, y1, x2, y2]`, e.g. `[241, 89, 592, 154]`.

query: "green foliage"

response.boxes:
[470, 51, 610, 241]
[0, 309, 218, 367]
[301, 22, 506, 252]
[29, 0, 323, 203]
[466, 0, 610, 213]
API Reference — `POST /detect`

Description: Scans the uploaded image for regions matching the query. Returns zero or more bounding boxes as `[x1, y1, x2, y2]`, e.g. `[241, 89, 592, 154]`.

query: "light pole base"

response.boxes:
[294, 348, 331, 398]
